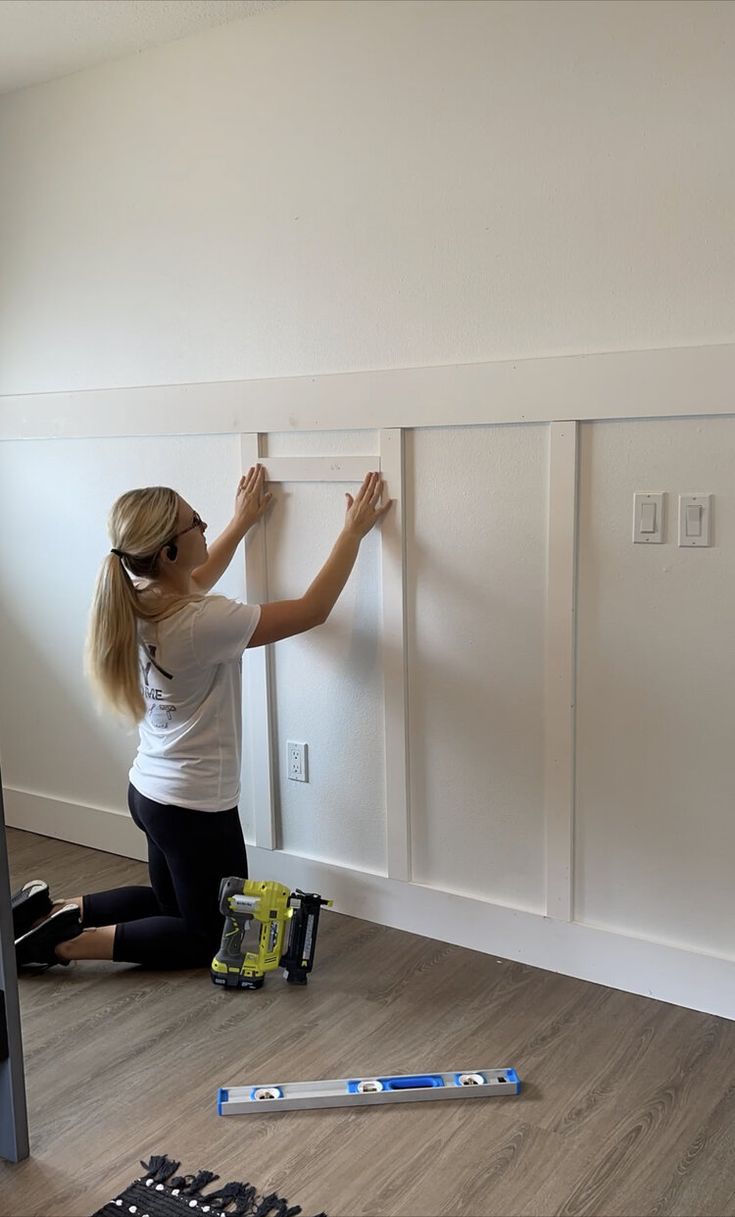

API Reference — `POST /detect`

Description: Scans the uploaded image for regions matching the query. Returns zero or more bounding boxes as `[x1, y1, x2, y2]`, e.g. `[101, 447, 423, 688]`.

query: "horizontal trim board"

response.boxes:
[261, 456, 379, 482]
[2, 343, 735, 441]
[6, 789, 735, 1022]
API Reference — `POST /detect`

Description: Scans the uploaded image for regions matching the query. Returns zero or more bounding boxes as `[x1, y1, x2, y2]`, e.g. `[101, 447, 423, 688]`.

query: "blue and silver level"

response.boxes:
[217, 1068, 521, 1114]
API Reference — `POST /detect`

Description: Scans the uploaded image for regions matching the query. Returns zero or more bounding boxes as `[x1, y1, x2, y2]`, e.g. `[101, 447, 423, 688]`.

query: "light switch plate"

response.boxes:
[633, 493, 664, 544]
[678, 494, 712, 547]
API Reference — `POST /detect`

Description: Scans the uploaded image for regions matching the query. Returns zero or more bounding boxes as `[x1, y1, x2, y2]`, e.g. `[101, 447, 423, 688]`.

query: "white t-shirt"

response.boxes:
[129, 595, 261, 812]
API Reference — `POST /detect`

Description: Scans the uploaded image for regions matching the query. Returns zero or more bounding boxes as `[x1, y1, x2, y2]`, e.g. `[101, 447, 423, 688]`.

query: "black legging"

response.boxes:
[81, 785, 248, 968]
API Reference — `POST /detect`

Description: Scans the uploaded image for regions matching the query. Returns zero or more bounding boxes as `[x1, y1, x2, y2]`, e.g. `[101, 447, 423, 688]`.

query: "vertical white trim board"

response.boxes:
[380, 429, 410, 880]
[6, 790, 735, 1022]
[240, 433, 276, 850]
[544, 422, 578, 921]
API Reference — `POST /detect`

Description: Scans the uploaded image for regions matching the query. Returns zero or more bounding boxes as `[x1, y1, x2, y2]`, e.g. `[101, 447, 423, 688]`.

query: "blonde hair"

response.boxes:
[86, 487, 201, 722]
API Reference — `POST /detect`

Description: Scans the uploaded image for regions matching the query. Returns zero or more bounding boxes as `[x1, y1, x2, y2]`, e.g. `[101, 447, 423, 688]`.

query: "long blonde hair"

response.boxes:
[86, 487, 201, 722]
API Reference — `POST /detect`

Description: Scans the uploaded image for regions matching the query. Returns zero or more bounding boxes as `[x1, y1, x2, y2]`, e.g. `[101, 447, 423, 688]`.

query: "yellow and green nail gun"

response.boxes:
[211, 877, 332, 990]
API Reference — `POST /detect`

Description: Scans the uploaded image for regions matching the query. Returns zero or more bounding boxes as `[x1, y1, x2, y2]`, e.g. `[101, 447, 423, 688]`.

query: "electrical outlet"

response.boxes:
[287, 741, 308, 783]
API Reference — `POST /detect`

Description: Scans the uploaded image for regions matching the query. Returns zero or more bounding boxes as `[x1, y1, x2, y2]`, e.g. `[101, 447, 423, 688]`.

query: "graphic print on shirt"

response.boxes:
[141, 643, 177, 729]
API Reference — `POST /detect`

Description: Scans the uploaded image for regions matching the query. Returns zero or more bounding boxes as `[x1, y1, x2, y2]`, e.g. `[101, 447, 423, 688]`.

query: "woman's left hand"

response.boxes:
[234, 465, 273, 534]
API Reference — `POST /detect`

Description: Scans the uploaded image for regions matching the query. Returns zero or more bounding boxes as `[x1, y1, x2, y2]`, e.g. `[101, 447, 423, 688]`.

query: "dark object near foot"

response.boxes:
[15, 905, 83, 971]
[11, 879, 52, 939]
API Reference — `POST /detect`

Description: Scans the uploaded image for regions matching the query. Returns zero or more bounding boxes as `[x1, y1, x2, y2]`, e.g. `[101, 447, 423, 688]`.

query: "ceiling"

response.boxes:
[0, 0, 287, 96]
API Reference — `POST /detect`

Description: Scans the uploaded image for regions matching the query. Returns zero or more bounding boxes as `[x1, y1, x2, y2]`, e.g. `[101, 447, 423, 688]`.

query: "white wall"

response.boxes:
[0, 435, 258, 817]
[576, 416, 735, 957]
[263, 430, 387, 872]
[2, 0, 735, 1017]
[1, 0, 734, 395]
[407, 425, 548, 911]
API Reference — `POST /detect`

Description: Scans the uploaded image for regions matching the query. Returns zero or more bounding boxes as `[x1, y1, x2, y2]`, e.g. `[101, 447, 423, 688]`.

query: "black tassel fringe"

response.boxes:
[89, 1153, 327, 1217]
[142, 1154, 182, 1184]
[168, 1169, 221, 1195]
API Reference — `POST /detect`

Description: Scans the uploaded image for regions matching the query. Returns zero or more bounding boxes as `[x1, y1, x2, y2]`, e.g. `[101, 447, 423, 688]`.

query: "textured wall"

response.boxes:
[263, 430, 386, 871]
[0, 1, 284, 95]
[0, 435, 250, 816]
[576, 416, 735, 956]
[407, 425, 548, 911]
[1, 0, 733, 395]
[2, 0, 735, 997]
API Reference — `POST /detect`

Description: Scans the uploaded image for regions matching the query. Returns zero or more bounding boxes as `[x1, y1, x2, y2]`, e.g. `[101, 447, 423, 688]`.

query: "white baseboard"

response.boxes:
[6, 787, 735, 1021]
[5, 788, 147, 860]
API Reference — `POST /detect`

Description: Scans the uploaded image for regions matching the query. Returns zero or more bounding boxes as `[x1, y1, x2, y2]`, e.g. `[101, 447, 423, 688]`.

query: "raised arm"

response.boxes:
[191, 465, 272, 593]
[247, 471, 392, 649]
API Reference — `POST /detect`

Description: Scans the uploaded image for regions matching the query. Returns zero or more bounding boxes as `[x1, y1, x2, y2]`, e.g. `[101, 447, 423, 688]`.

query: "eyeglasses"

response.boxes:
[174, 510, 205, 539]
[158, 511, 205, 557]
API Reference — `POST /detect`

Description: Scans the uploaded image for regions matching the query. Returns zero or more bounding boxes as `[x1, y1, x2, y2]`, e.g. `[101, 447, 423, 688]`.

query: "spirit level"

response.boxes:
[218, 1067, 521, 1114]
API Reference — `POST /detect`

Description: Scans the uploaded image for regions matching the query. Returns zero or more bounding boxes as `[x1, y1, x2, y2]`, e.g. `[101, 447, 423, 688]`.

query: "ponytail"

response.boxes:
[86, 552, 146, 721]
[85, 486, 199, 722]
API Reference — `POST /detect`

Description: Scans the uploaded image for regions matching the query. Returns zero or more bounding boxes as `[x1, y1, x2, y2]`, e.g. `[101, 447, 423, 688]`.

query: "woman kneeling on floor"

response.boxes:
[14, 466, 390, 973]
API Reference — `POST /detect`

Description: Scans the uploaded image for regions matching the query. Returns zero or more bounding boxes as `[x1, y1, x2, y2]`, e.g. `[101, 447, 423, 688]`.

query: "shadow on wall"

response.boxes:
[407, 591, 543, 779]
[405, 529, 545, 908]
[0, 594, 135, 814]
[302, 535, 384, 685]
[265, 513, 389, 870]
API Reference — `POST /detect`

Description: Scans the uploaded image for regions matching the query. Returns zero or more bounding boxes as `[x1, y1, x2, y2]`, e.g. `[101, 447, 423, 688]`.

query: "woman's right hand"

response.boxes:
[344, 472, 393, 539]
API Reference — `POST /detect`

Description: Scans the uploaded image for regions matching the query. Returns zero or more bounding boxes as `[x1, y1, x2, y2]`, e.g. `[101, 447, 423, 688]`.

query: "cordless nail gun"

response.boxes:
[211, 877, 332, 990]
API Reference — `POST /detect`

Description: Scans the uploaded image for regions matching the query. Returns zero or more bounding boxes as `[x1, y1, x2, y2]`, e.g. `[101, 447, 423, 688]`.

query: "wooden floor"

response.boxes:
[3, 829, 735, 1217]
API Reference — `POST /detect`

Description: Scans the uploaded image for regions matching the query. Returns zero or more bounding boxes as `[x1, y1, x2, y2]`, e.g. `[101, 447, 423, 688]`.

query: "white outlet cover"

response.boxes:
[287, 741, 308, 782]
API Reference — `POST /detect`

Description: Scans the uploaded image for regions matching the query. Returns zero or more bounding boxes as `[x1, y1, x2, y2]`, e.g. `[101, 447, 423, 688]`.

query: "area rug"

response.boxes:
[90, 1153, 327, 1217]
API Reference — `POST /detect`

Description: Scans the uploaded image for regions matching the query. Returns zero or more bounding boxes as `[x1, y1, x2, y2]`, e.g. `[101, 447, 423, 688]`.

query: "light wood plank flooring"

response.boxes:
[2, 828, 735, 1217]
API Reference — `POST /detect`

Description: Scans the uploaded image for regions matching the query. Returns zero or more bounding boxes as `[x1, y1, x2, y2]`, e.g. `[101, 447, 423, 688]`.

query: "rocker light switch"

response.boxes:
[679, 495, 712, 547]
[685, 505, 702, 537]
[633, 493, 664, 544]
